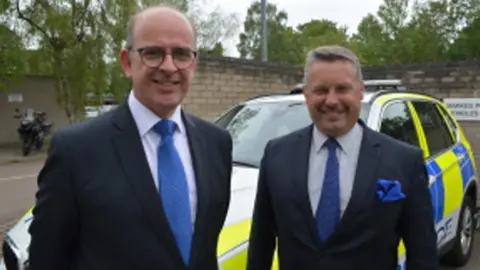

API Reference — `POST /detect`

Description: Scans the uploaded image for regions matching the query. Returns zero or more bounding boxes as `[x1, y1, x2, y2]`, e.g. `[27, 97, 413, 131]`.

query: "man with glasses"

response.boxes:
[28, 4, 233, 270]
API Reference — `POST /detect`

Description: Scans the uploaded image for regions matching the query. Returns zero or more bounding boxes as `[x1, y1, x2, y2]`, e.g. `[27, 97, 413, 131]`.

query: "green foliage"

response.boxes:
[199, 42, 225, 55]
[2, 0, 480, 118]
[237, 1, 300, 64]
[0, 0, 238, 122]
[0, 24, 26, 91]
[237, 0, 480, 66]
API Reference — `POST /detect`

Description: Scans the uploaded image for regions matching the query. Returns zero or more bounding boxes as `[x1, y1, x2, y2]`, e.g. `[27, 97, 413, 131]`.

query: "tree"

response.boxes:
[350, 14, 391, 66]
[1, 0, 240, 122]
[189, 1, 240, 50]
[0, 24, 26, 91]
[351, 0, 480, 65]
[295, 19, 351, 64]
[199, 42, 224, 55]
[449, 17, 480, 60]
[236, 1, 301, 64]
[0, 0, 113, 122]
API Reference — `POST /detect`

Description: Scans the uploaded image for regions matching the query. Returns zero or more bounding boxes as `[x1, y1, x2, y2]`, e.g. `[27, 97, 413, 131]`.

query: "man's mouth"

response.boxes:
[152, 79, 180, 85]
[318, 107, 344, 114]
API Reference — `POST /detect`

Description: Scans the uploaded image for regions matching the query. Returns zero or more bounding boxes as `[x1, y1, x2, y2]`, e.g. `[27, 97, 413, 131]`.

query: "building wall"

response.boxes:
[0, 76, 69, 146]
[1, 56, 479, 165]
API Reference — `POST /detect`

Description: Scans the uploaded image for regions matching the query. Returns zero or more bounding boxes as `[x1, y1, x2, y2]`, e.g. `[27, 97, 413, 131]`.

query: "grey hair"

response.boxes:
[302, 45, 363, 85]
[125, 3, 197, 50]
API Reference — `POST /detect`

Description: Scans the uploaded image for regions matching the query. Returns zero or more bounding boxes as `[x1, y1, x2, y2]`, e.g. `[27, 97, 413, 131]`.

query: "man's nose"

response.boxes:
[324, 90, 339, 105]
[159, 54, 177, 73]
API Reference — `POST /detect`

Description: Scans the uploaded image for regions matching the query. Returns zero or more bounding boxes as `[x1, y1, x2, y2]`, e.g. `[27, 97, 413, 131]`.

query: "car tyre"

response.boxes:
[441, 196, 476, 267]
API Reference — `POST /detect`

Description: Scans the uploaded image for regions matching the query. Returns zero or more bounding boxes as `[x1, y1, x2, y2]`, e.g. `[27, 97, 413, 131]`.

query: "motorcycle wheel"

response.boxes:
[22, 137, 31, 156]
[35, 136, 43, 150]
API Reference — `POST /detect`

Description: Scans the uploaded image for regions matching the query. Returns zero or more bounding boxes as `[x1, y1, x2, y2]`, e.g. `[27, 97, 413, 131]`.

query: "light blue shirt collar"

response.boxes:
[127, 90, 185, 138]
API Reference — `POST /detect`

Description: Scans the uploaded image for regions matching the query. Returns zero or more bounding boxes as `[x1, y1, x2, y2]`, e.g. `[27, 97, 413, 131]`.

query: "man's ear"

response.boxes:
[358, 80, 365, 100]
[192, 52, 199, 70]
[302, 84, 308, 97]
[119, 48, 133, 78]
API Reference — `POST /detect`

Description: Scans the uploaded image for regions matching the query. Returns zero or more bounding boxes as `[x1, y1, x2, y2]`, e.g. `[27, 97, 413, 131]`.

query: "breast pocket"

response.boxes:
[372, 192, 406, 232]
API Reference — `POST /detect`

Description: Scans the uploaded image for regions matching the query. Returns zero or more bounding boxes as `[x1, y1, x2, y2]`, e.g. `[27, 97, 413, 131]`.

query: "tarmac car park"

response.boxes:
[1, 80, 479, 270]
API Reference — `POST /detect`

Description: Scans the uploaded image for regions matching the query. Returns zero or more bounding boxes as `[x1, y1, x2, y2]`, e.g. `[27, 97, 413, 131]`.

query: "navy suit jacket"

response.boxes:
[28, 102, 232, 270]
[247, 121, 439, 270]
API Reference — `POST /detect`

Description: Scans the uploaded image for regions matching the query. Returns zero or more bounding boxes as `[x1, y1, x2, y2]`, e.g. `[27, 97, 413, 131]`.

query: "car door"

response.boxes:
[409, 100, 460, 247]
[376, 98, 426, 269]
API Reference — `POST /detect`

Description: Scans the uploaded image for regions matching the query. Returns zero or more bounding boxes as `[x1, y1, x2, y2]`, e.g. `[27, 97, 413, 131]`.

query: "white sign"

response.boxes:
[443, 98, 480, 121]
[7, 93, 23, 103]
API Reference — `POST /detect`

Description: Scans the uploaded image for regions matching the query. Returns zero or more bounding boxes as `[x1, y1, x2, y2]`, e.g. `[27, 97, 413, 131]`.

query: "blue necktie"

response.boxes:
[154, 119, 192, 265]
[315, 138, 340, 242]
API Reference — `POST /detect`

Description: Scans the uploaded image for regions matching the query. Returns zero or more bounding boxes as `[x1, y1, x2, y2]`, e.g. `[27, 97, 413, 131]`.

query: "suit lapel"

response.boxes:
[332, 124, 382, 237]
[290, 124, 322, 250]
[181, 112, 210, 267]
[110, 103, 185, 267]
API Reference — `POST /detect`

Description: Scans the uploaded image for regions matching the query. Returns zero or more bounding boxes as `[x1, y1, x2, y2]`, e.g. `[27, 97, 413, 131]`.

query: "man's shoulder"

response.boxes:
[266, 125, 311, 152]
[52, 108, 117, 144]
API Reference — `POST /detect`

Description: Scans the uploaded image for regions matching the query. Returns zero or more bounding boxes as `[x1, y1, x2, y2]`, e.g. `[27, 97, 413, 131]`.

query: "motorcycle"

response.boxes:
[14, 108, 53, 156]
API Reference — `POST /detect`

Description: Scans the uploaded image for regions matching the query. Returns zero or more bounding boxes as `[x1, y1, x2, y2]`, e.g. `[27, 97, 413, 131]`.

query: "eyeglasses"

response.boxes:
[129, 46, 197, 69]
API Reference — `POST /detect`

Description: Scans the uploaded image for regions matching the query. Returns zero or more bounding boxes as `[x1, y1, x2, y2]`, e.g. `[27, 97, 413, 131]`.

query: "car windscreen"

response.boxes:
[215, 101, 371, 168]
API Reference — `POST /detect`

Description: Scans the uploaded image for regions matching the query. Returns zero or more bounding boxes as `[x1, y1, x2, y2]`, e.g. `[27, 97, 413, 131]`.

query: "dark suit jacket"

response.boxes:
[247, 122, 439, 270]
[28, 102, 233, 270]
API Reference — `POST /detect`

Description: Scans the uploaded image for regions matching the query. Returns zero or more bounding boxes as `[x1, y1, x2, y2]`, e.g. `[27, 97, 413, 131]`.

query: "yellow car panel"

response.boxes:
[408, 101, 430, 159]
[217, 219, 251, 257]
[436, 151, 464, 216]
[217, 218, 279, 270]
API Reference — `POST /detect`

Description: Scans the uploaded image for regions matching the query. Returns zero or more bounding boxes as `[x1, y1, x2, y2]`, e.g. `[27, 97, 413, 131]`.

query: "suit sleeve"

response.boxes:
[28, 132, 79, 270]
[399, 149, 439, 269]
[247, 142, 277, 270]
[223, 129, 233, 219]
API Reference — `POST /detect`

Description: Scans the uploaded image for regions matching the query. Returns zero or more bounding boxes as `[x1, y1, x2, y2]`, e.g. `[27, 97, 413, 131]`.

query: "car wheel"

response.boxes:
[441, 196, 476, 267]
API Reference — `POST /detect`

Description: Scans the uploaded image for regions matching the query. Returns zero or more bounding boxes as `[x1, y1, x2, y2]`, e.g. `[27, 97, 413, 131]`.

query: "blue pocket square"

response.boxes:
[376, 179, 406, 202]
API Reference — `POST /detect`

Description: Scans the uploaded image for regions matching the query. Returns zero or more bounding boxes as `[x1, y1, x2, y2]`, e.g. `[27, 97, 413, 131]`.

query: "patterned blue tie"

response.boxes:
[315, 137, 340, 242]
[154, 119, 192, 265]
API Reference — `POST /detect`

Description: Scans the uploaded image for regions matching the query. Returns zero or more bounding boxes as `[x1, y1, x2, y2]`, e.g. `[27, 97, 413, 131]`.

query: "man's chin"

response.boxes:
[318, 121, 347, 137]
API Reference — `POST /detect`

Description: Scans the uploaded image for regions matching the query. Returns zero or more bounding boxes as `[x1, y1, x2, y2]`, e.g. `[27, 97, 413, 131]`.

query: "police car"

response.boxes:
[215, 80, 479, 269]
[1, 80, 479, 270]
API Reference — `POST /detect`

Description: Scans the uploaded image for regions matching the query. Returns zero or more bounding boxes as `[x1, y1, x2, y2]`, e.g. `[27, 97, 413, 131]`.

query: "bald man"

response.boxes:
[28, 5, 233, 270]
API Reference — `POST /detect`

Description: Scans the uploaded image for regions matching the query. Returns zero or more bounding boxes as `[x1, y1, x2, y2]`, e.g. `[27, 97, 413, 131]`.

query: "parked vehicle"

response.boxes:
[213, 81, 479, 269]
[13, 108, 52, 156]
[1, 81, 479, 270]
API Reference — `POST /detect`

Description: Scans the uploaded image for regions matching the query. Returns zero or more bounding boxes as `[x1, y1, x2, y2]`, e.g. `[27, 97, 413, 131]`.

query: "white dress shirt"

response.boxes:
[128, 91, 197, 226]
[308, 123, 363, 217]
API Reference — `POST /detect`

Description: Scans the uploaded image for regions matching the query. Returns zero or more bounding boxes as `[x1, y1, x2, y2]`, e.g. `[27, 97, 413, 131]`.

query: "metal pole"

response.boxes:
[260, 0, 268, 62]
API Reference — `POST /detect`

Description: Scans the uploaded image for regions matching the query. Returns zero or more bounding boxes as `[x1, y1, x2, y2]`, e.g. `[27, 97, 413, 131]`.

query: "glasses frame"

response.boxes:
[128, 46, 198, 70]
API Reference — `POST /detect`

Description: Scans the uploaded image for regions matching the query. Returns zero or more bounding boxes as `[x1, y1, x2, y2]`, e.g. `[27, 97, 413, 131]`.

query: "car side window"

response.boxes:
[411, 101, 454, 157]
[379, 101, 421, 149]
[214, 104, 245, 128]
[436, 103, 458, 141]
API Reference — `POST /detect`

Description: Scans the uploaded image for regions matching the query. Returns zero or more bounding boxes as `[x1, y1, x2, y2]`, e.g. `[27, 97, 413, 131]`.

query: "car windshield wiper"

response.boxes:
[232, 160, 257, 168]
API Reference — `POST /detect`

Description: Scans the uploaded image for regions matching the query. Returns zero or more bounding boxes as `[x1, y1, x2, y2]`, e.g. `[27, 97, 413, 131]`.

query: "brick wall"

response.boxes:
[183, 54, 303, 119]
[361, 60, 480, 98]
[186, 56, 480, 118]
[2, 57, 480, 164]
[185, 56, 480, 167]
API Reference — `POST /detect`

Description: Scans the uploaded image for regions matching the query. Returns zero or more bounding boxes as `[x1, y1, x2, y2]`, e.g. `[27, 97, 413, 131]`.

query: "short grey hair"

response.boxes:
[125, 4, 197, 50]
[303, 45, 363, 85]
